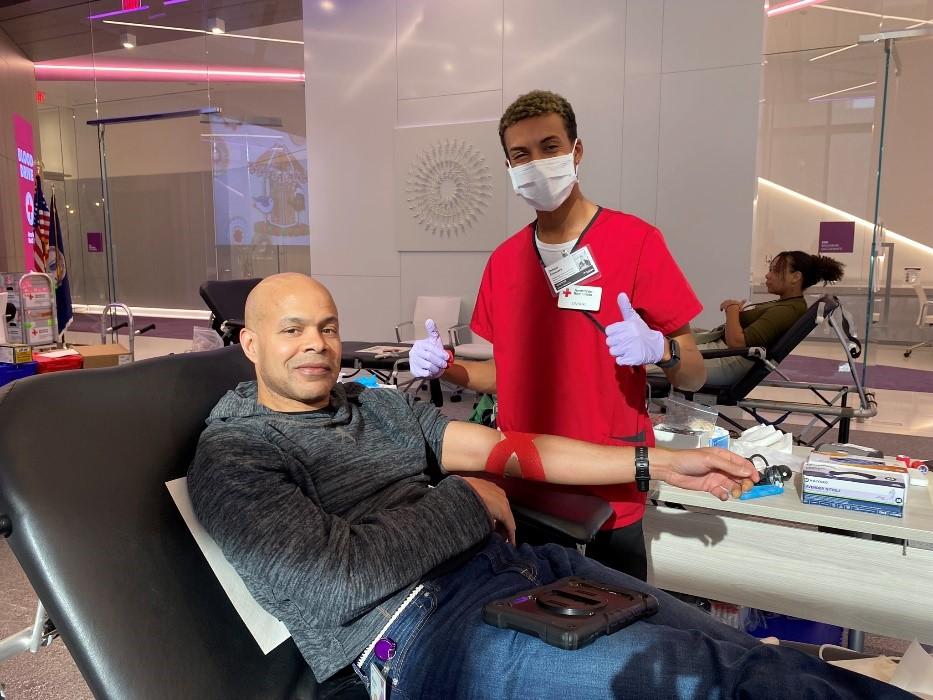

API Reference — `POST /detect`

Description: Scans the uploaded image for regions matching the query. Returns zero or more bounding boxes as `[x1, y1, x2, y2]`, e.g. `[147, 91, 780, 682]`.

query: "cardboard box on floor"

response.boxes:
[75, 343, 132, 368]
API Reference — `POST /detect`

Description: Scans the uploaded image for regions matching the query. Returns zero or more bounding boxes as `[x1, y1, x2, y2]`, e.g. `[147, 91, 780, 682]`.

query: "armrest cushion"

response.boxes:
[481, 475, 613, 543]
[700, 346, 766, 360]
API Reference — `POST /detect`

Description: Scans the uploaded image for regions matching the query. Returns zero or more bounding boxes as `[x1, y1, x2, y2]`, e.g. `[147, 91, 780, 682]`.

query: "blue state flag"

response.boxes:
[47, 194, 73, 338]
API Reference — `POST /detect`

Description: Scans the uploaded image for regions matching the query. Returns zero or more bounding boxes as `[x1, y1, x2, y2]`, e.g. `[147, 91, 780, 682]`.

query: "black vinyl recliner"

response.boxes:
[0, 346, 610, 699]
[0, 347, 329, 699]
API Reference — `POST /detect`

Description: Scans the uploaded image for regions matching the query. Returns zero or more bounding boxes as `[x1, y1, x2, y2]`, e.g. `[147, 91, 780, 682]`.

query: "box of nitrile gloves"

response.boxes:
[801, 453, 909, 518]
[801, 492, 905, 518]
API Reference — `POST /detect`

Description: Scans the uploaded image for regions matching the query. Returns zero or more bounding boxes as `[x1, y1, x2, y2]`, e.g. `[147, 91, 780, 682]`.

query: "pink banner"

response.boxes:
[13, 114, 36, 272]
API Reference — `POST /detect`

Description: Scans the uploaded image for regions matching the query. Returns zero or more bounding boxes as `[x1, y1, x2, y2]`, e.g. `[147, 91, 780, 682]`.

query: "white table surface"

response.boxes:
[651, 476, 933, 545]
[643, 476, 933, 643]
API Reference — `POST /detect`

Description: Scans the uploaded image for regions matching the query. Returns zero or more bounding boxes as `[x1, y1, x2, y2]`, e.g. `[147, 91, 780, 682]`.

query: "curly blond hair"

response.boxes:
[498, 90, 577, 154]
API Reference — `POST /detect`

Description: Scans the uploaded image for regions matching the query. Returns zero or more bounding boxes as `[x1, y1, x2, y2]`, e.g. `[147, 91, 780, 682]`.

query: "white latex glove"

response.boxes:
[605, 293, 665, 366]
[407, 319, 450, 379]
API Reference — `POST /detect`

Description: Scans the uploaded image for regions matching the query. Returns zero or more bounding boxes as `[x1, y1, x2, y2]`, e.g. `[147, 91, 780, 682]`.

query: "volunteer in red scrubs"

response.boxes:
[409, 90, 706, 579]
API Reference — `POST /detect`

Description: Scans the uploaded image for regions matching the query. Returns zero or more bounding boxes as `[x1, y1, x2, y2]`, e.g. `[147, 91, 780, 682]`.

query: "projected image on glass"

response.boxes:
[209, 124, 309, 247]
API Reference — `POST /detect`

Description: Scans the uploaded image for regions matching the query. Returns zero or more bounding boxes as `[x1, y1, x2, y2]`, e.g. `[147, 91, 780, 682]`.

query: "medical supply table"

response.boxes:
[643, 475, 933, 645]
[341, 340, 443, 406]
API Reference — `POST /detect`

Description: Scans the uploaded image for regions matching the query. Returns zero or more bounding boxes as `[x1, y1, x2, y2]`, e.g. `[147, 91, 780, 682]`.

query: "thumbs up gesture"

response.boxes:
[408, 319, 451, 379]
[605, 293, 666, 366]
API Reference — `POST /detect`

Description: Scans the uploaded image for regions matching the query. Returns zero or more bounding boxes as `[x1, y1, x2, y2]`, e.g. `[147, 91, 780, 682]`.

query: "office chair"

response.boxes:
[904, 283, 933, 358]
[396, 296, 463, 399]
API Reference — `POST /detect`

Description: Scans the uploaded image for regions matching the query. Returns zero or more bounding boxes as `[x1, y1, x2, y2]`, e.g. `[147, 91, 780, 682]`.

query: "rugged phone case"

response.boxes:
[482, 576, 659, 650]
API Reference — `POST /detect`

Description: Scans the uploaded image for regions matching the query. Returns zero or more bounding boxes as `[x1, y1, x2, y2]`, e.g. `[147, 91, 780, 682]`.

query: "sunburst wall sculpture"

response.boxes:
[405, 139, 492, 238]
[395, 121, 506, 252]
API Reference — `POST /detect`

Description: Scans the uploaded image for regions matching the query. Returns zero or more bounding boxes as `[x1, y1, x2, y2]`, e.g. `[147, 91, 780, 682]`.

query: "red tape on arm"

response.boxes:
[484, 438, 513, 475]
[483, 432, 545, 481]
[507, 432, 545, 481]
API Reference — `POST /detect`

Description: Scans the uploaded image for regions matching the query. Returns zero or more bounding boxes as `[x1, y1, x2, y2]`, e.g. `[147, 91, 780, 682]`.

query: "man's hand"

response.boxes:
[408, 319, 450, 379]
[605, 293, 665, 366]
[657, 448, 759, 501]
[719, 299, 746, 312]
[461, 477, 516, 545]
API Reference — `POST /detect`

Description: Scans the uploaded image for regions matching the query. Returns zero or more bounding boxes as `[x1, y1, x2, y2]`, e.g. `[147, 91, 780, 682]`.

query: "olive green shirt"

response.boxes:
[738, 297, 807, 348]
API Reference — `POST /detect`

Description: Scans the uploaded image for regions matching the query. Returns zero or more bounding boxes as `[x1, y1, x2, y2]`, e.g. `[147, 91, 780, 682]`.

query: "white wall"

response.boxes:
[303, 0, 765, 339]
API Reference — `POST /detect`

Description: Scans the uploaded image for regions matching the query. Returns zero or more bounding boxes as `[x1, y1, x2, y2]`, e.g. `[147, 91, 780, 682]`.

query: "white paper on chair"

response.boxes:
[891, 640, 933, 699]
[166, 477, 291, 654]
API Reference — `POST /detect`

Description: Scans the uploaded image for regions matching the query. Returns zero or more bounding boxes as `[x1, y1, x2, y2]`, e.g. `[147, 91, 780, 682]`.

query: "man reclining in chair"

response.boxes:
[189, 273, 906, 700]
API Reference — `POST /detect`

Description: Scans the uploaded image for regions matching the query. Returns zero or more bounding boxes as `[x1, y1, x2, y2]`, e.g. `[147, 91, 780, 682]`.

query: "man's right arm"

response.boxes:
[442, 358, 497, 394]
[188, 427, 493, 628]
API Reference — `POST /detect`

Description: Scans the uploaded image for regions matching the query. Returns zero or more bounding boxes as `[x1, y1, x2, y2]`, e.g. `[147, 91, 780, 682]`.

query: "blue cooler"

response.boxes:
[746, 610, 845, 645]
[0, 361, 38, 388]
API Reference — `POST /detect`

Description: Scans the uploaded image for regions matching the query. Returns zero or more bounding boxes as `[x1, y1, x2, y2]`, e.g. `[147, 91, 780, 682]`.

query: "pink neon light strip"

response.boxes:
[767, 0, 832, 17]
[34, 61, 304, 83]
[89, 4, 150, 20]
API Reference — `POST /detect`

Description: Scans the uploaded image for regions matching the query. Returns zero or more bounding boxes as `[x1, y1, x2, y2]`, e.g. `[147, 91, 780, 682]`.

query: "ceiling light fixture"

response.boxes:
[808, 43, 857, 62]
[759, 178, 933, 257]
[101, 19, 303, 44]
[808, 80, 876, 102]
[121, 32, 137, 49]
[319, 0, 335, 11]
[207, 17, 226, 35]
[34, 61, 305, 83]
[812, 4, 933, 27]
[766, 0, 831, 18]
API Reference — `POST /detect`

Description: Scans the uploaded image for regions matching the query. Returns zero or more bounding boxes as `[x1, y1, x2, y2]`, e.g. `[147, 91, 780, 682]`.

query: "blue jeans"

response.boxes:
[355, 536, 911, 699]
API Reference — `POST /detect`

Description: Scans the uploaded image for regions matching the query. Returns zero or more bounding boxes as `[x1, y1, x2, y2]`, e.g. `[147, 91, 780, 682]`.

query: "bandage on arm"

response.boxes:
[484, 431, 546, 481]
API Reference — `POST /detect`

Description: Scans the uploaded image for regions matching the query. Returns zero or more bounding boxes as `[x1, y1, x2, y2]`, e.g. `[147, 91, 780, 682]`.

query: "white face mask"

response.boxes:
[507, 139, 579, 212]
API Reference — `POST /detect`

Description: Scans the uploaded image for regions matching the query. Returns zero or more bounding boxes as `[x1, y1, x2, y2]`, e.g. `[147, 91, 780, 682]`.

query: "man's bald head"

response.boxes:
[239, 273, 342, 412]
[244, 273, 336, 331]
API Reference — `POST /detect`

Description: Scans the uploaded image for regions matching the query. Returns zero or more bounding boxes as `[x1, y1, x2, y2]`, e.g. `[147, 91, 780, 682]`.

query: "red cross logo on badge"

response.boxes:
[563, 289, 572, 297]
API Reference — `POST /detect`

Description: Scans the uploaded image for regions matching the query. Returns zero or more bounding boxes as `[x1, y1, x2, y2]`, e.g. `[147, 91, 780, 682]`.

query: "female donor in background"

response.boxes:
[694, 250, 844, 385]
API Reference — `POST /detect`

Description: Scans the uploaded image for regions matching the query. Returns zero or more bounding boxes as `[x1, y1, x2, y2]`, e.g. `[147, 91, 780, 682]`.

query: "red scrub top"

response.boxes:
[471, 208, 702, 528]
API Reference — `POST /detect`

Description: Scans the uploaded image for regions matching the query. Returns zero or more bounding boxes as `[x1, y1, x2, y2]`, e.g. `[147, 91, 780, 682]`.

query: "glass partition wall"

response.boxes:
[34, 0, 307, 311]
[758, 0, 933, 388]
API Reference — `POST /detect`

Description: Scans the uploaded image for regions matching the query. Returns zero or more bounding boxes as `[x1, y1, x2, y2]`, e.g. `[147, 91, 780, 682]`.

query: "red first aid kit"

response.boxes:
[32, 349, 84, 374]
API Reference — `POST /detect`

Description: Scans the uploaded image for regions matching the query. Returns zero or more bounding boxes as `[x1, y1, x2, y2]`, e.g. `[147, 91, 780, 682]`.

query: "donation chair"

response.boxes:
[0, 347, 610, 699]
[649, 295, 876, 446]
[199, 278, 262, 345]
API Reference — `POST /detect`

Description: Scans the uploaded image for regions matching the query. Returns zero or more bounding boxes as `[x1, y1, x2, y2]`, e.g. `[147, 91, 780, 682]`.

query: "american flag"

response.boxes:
[47, 193, 73, 337]
[32, 176, 50, 273]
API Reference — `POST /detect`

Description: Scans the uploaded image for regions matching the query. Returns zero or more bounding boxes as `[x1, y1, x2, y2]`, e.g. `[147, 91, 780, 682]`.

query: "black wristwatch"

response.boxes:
[656, 338, 680, 369]
[635, 446, 650, 493]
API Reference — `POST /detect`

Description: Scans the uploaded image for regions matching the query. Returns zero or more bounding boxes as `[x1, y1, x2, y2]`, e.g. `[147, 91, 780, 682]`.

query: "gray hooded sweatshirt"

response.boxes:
[188, 381, 492, 682]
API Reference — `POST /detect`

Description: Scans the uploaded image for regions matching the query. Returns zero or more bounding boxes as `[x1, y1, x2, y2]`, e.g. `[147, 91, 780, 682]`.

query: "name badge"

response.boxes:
[543, 245, 600, 295]
[557, 285, 602, 311]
